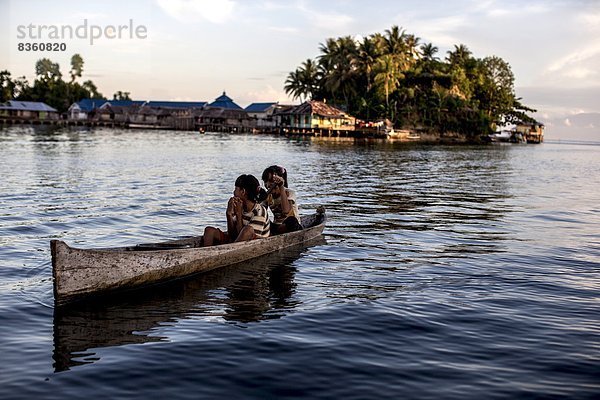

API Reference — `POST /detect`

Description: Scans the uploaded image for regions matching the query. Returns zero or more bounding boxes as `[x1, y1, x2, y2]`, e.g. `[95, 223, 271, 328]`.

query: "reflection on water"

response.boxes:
[52, 239, 324, 372]
[305, 142, 517, 264]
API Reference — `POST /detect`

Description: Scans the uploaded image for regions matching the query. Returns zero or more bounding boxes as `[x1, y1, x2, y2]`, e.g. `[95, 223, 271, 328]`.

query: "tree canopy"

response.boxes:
[1, 54, 130, 113]
[284, 25, 539, 137]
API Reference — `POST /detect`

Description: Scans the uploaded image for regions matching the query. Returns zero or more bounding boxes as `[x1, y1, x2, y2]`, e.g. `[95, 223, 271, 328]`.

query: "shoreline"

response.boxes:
[0, 119, 542, 145]
[0, 119, 481, 144]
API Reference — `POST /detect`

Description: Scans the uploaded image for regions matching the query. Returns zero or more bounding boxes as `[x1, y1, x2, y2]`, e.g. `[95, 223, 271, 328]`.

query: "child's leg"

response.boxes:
[234, 225, 257, 242]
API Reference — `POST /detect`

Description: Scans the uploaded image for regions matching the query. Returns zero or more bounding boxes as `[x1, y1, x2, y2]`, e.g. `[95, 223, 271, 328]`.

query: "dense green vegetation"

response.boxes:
[285, 26, 538, 138]
[0, 54, 129, 112]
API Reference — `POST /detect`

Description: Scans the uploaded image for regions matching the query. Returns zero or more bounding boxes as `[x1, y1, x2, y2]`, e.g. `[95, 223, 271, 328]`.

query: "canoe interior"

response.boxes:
[111, 211, 325, 252]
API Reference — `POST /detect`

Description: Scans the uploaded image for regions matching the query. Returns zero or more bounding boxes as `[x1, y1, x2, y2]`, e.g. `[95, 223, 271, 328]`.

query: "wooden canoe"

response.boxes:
[51, 207, 326, 305]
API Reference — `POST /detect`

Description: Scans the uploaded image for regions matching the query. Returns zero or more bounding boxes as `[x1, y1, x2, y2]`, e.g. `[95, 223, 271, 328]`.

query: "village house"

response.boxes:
[93, 103, 164, 126]
[128, 105, 160, 125]
[277, 100, 356, 133]
[196, 107, 253, 132]
[145, 101, 206, 129]
[516, 122, 545, 143]
[68, 99, 206, 121]
[94, 103, 128, 123]
[68, 99, 106, 120]
[245, 102, 279, 129]
[67, 99, 208, 129]
[0, 100, 58, 120]
[68, 99, 145, 120]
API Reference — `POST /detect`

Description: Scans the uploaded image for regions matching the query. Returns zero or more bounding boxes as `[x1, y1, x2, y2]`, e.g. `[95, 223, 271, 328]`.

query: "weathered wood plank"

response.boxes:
[52, 210, 325, 304]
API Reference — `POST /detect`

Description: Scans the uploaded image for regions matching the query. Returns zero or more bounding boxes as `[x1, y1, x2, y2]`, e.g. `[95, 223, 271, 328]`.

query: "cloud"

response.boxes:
[280, 2, 353, 33]
[71, 12, 109, 20]
[267, 26, 298, 34]
[521, 5, 600, 87]
[547, 43, 600, 72]
[578, 9, 600, 31]
[544, 42, 600, 85]
[156, 0, 235, 24]
[168, 96, 199, 101]
[541, 112, 600, 141]
[242, 84, 292, 104]
[406, 14, 468, 48]
[472, 0, 549, 18]
[516, 86, 600, 137]
[312, 13, 353, 32]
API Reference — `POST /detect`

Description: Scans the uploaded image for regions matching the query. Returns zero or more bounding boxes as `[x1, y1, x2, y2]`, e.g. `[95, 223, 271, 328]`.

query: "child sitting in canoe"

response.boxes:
[260, 165, 302, 235]
[203, 174, 270, 246]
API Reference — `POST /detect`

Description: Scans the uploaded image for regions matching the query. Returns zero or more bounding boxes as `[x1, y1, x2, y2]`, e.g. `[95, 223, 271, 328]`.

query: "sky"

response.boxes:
[1, 0, 599, 140]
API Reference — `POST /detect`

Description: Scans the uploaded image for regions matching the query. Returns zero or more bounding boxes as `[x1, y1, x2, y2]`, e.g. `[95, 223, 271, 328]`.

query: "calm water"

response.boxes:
[0, 126, 598, 399]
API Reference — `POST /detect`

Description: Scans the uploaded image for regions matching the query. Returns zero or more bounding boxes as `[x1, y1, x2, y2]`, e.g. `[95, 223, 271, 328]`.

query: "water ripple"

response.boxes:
[0, 128, 598, 399]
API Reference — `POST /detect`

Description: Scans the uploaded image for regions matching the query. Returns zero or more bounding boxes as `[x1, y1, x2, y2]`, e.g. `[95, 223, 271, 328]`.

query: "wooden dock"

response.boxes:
[256, 127, 389, 139]
[0, 118, 123, 128]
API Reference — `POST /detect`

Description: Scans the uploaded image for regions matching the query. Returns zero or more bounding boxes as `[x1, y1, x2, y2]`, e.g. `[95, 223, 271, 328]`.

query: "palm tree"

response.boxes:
[284, 59, 321, 102]
[418, 43, 440, 76]
[300, 58, 320, 100]
[446, 44, 472, 66]
[421, 43, 439, 61]
[383, 25, 406, 55]
[318, 38, 338, 72]
[381, 26, 413, 81]
[318, 36, 358, 108]
[354, 36, 380, 92]
[404, 34, 421, 61]
[284, 69, 305, 101]
[374, 54, 400, 110]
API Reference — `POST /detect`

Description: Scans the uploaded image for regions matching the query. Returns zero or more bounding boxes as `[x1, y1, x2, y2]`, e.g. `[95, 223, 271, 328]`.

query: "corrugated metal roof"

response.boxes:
[286, 101, 347, 117]
[75, 99, 108, 112]
[97, 104, 132, 114]
[0, 101, 57, 112]
[108, 100, 145, 107]
[73, 99, 208, 113]
[245, 102, 277, 112]
[73, 99, 145, 112]
[145, 101, 207, 108]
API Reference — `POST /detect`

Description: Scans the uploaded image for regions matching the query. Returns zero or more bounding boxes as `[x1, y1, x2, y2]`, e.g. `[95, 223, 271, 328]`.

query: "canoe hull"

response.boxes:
[52, 211, 325, 304]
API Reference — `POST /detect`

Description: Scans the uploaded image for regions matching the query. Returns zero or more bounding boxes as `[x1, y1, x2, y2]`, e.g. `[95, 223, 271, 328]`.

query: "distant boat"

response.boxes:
[385, 128, 411, 139]
[489, 130, 526, 143]
[489, 130, 512, 142]
[127, 123, 162, 129]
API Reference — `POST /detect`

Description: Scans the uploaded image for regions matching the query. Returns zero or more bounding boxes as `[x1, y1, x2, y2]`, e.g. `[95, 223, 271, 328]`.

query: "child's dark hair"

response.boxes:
[261, 165, 289, 188]
[235, 174, 261, 201]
